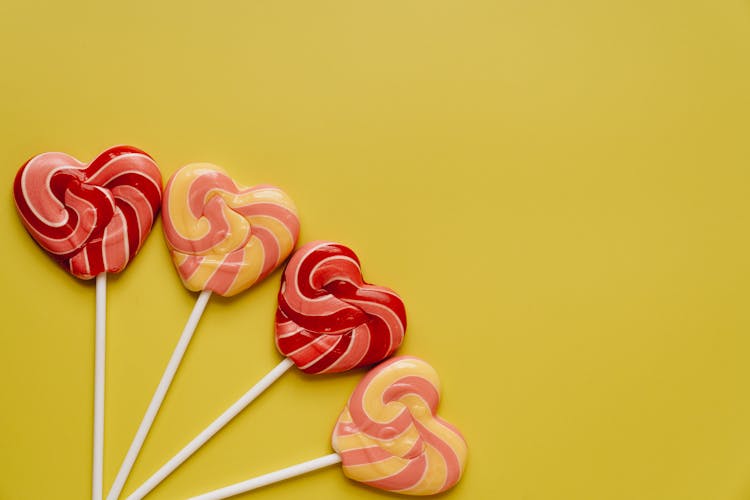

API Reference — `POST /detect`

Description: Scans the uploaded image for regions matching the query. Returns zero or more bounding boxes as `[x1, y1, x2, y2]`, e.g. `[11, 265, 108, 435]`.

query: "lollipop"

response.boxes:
[108, 163, 299, 500]
[333, 356, 467, 495]
[188, 356, 468, 499]
[126, 241, 406, 500]
[163, 163, 299, 297]
[13, 145, 162, 500]
[276, 241, 407, 374]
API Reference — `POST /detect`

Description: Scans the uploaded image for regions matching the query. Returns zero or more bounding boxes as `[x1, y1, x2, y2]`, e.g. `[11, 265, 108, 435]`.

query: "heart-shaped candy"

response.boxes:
[275, 241, 407, 374]
[332, 356, 468, 495]
[13, 146, 163, 279]
[162, 163, 300, 297]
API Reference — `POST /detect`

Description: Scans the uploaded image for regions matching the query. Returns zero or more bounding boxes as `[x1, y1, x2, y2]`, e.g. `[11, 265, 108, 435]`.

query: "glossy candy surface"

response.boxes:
[13, 146, 162, 279]
[332, 356, 467, 495]
[162, 163, 299, 297]
[275, 241, 406, 374]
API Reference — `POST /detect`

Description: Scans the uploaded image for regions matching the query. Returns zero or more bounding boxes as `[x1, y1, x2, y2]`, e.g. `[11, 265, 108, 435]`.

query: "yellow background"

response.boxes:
[1, 1, 750, 499]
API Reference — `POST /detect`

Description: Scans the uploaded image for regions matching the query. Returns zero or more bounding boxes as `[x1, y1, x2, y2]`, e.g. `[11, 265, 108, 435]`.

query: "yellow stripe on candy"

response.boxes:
[222, 241, 264, 297]
[342, 455, 411, 483]
[166, 163, 214, 240]
[173, 253, 189, 267]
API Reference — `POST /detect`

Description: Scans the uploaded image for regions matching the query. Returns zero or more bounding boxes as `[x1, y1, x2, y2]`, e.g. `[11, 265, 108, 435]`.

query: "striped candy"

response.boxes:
[275, 241, 406, 374]
[332, 356, 467, 495]
[162, 163, 299, 297]
[13, 146, 162, 279]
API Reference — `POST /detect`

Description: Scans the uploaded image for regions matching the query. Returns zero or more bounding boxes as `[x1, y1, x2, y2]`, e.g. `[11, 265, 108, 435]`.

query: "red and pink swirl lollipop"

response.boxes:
[13, 145, 163, 500]
[126, 241, 406, 499]
[276, 241, 406, 374]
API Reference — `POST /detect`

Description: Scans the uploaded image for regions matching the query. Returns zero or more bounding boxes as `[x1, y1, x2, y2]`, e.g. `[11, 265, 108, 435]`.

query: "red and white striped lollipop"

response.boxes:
[276, 241, 407, 374]
[13, 145, 162, 278]
[13, 145, 163, 500]
[125, 241, 406, 500]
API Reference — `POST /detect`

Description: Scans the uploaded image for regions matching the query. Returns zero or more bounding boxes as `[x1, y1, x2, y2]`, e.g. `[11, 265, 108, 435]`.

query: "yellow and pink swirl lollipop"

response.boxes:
[188, 356, 468, 499]
[333, 356, 467, 494]
[163, 163, 299, 296]
[108, 163, 299, 500]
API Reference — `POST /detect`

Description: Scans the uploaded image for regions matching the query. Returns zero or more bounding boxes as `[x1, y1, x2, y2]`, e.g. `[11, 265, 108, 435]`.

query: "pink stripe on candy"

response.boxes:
[235, 202, 300, 238]
[102, 211, 128, 273]
[250, 226, 280, 280]
[178, 255, 203, 280]
[415, 418, 463, 491]
[340, 446, 393, 466]
[204, 249, 246, 295]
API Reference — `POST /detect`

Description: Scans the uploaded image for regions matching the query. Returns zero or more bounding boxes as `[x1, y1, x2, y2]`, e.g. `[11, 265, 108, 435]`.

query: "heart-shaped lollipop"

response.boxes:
[333, 356, 468, 495]
[276, 241, 407, 374]
[162, 162, 300, 297]
[13, 145, 162, 500]
[125, 242, 407, 500]
[109, 163, 300, 500]
[186, 356, 467, 499]
[13, 145, 162, 279]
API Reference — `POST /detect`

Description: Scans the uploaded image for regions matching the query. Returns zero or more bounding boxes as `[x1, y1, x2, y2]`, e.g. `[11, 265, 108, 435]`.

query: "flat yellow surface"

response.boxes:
[1, 1, 750, 499]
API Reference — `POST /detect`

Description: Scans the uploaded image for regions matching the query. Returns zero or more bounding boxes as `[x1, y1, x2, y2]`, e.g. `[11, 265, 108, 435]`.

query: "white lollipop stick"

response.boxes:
[107, 290, 212, 500]
[189, 453, 342, 500]
[126, 358, 294, 500]
[93, 273, 107, 500]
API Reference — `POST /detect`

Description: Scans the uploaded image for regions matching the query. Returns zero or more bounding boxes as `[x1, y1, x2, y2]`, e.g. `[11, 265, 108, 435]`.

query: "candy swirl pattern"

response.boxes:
[162, 163, 299, 297]
[13, 146, 162, 279]
[275, 241, 407, 375]
[332, 356, 467, 495]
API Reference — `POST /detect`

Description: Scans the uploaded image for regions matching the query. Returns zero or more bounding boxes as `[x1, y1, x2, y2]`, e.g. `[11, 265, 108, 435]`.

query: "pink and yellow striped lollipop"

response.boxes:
[163, 162, 299, 296]
[188, 356, 468, 499]
[107, 162, 299, 500]
[333, 355, 467, 495]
